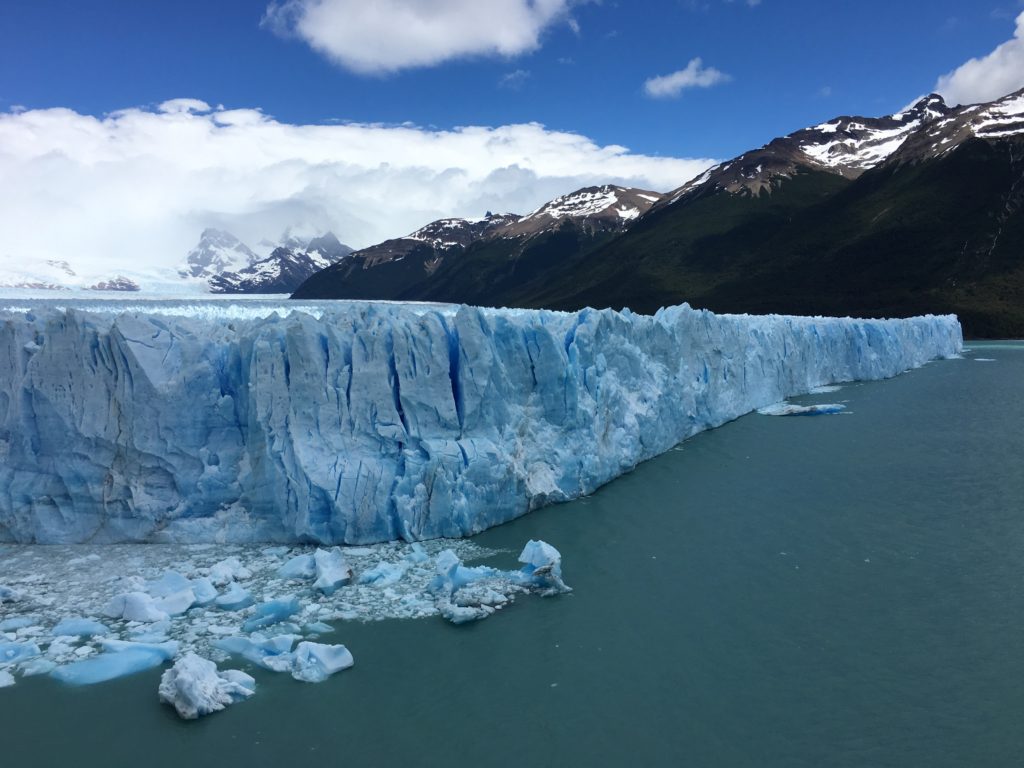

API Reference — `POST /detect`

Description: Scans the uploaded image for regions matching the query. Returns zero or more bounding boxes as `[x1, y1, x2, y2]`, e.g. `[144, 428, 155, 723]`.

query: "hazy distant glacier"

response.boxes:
[0, 299, 962, 544]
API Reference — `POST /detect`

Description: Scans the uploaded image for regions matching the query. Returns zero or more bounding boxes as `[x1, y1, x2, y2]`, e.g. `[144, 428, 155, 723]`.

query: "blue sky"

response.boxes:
[3, 0, 1023, 157]
[1, 0, 1023, 282]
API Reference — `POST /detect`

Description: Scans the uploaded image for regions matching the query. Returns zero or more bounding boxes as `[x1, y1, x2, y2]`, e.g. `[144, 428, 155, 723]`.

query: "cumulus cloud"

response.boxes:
[643, 58, 732, 99]
[0, 100, 715, 283]
[264, 0, 577, 74]
[935, 11, 1024, 105]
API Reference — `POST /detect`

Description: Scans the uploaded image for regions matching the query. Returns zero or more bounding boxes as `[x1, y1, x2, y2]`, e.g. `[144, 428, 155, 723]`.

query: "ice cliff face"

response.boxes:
[0, 301, 962, 544]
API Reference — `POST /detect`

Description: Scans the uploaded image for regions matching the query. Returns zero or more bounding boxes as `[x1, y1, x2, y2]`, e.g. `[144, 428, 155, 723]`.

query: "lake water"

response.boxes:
[1, 342, 1021, 767]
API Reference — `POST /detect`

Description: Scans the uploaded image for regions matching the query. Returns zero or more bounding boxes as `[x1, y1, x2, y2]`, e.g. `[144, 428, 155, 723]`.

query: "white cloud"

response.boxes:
[643, 58, 732, 99]
[0, 100, 715, 283]
[935, 11, 1024, 105]
[264, 0, 577, 74]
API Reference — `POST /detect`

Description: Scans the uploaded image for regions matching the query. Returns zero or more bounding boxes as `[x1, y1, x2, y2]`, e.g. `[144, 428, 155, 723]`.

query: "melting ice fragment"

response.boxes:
[208, 557, 252, 586]
[241, 597, 301, 633]
[215, 583, 253, 612]
[0, 641, 41, 665]
[312, 548, 352, 595]
[0, 617, 35, 631]
[757, 402, 846, 416]
[357, 561, 409, 587]
[102, 592, 170, 623]
[0, 586, 21, 603]
[516, 540, 571, 595]
[290, 641, 354, 683]
[50, 647, 175, 686]
[51, 618, 110, 638]
[157, 653, 255, 720]
[278, 554, 316, 580]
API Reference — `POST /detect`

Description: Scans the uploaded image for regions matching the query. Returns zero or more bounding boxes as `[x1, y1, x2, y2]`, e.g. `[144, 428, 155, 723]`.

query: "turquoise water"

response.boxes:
[2, 343, 1022, 767]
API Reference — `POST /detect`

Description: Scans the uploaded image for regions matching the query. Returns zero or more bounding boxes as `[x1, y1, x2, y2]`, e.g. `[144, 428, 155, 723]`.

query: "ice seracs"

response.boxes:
[0, 299, 961, 545]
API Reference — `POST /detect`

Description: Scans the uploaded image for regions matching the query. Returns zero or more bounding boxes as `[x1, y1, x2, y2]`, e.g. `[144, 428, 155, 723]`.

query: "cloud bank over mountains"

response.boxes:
[0, 99, 714, 278]
[936, 11, 1024, 105]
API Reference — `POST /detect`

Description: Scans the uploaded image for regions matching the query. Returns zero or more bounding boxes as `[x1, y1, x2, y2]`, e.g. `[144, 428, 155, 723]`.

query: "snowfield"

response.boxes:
[0, 299, 962, 545]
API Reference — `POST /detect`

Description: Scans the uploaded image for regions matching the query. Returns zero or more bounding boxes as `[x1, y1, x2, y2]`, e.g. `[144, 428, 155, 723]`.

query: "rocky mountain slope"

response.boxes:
[291, 186, 661, 300]
[294, 89, 1024, 337]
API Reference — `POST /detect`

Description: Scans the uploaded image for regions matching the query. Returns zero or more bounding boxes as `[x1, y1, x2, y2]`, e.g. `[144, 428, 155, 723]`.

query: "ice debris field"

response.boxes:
[0, 538, 570, 718]
[0, 298, 962, 718]
[0, 299, 962, 545]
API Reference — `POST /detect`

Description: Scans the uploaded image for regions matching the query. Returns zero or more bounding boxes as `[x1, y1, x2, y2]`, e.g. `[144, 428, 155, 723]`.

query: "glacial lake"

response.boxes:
[1, 341, 1021, 767]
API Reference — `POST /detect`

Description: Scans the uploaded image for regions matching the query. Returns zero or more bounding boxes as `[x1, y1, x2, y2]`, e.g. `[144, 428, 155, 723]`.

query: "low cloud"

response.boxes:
[935, 11, 1024, 105]
[0, 100, 715, 279]
[264, 0, 578, 74]
[643, 58, 732, 99]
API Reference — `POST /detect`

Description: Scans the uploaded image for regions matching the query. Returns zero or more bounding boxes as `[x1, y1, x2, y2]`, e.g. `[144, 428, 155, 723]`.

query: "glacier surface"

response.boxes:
[0, 299, 962, 544]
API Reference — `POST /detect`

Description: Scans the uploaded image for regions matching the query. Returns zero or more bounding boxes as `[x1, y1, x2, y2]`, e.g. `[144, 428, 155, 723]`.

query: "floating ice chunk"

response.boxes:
[516, 540, 571, 595]
[304, 621, 334, 635]
[406, 542, 429, 564]
[290, 642, 354, 683]
[208, 557, 252, 586]
[0, 669, 14, 687]
[20, 658, 57, 676]
[98, 639, 179, 660]
[809, 384, 843, 394]
[129, 620, 171, 643]
[51, 618, 110, 638]
[357, 561, 408, 587]
[0, 617, 35, 632]
[214, 634, 299, 670]
[429, 550, 499, 597]
[214, 583, 253, 612]
[262, 546, 290, 558]
[0, 641, 41, 665]
[0, 585, 21, 603]
[277, 554, 316, 580]
[146, 571, 193, 598]
[50, 648, 170, 686]
[241, 598, 301, 633]
[155, 588, 197, 616]
[974, 358, 996, 362]
[158, 653, 255, 720]
[313, 548, 352, 595]
[102, 592, 170, 623]
[757, 402, 847, 416]
[190, 578, 218, 606]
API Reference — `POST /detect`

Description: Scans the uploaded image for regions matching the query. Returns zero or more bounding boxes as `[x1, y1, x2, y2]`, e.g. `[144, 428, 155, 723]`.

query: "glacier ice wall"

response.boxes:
[0, 301, 962, 544]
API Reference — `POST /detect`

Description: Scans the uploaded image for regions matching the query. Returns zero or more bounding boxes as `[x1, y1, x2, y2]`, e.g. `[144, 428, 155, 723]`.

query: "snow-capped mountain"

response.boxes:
[189, 230, 353, 294]
[182, 229, 258, 280]
[665, 90, 1024, 203]
[293, 186, 661, 300]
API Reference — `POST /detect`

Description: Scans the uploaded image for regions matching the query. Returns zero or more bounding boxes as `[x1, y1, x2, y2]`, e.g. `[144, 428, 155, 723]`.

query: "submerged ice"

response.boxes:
[0, 300, 961, 545]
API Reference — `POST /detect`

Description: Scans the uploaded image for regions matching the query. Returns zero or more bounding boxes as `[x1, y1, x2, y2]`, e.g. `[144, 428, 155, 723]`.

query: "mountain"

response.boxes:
[525, 89, 1024, 337]
[182, 229, 257, 280]
[291, 185, 661, 300]
[294, 90, 1023, 337]
[186, 230, 354, 294]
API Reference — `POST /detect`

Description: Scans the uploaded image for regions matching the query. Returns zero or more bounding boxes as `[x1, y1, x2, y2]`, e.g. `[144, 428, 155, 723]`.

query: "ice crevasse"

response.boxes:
[0, 301, 962, 544]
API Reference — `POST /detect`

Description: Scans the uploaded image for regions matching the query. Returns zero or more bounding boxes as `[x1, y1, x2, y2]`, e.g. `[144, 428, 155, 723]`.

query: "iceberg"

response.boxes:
[102, 592, 170, 623]
[51, 618, 110, 637]
[240, 597, 301, 633]
[312, 547, 352, 594]
[157, 653, 255, 720]
[0, 300, 962, 545]
[50, 648, 171, 686]
[214, 582, 254, 611]
[290, 641, 354, 683]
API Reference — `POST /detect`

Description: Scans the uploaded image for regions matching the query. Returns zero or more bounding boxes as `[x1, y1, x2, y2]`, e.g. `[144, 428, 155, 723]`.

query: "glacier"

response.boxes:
[0, 299, 962, 544]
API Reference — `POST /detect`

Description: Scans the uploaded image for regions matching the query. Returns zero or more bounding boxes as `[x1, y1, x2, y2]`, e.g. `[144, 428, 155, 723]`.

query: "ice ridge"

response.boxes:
[0, 301, 962, 544]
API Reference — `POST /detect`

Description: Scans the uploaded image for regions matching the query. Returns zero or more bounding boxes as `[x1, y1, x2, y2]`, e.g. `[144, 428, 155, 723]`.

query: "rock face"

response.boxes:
[0, 300, 962, 545]
[87, 277, 140, 292]
[291, 186, 661, 301]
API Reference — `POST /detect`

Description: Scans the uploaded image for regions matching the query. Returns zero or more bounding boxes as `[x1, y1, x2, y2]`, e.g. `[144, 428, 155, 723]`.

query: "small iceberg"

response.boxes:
[758, 402, 846, 417]
[158, 653, 255, 720]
